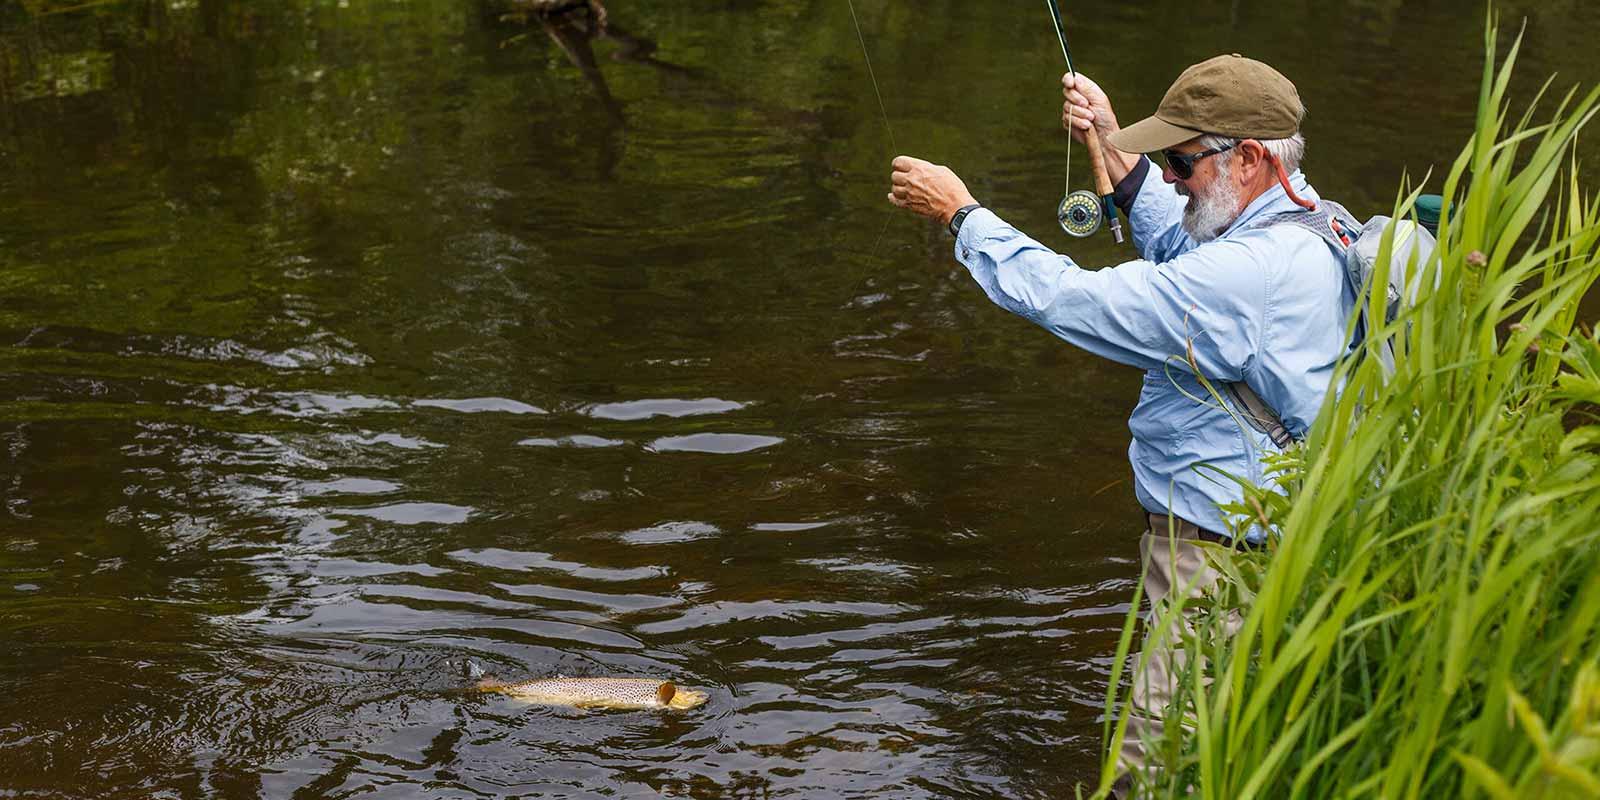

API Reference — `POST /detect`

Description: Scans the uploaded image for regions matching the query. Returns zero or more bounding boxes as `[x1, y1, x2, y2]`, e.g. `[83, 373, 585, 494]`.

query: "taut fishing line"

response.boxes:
[759, 0, 896, 495]
[845, 0, 897, 271]
[847, 0, 896, 154]
[1047, 0, 1122, 242]
[1046, 0, 1102, 238]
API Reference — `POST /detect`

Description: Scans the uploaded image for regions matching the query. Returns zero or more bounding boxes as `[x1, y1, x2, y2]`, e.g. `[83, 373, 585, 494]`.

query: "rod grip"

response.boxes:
[1082, 124, 1115, 198]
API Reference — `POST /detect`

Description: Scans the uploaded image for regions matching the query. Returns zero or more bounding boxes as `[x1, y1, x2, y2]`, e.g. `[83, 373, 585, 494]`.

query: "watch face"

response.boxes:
[950, 206, 976, 235]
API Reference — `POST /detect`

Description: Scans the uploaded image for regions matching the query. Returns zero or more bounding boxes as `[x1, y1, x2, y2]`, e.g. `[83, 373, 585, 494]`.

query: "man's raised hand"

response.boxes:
[887, 156, 977, 225]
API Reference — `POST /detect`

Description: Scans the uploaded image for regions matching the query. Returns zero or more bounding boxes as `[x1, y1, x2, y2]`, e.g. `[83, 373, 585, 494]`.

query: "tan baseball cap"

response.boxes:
[1106, 54, 1304, 154]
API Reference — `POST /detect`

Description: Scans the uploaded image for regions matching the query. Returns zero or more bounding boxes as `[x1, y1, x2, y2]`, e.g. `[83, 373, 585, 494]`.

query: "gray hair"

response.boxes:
[1197, 131, 1306, 173]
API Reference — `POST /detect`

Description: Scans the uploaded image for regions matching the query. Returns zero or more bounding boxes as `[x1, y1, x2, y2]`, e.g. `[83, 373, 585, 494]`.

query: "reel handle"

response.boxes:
[1082, 124, 1115, 197]
[1081, 123, 1125, 243]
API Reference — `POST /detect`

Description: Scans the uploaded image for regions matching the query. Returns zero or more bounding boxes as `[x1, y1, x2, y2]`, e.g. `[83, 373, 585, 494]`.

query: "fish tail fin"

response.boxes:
[656, 682, 676, 705]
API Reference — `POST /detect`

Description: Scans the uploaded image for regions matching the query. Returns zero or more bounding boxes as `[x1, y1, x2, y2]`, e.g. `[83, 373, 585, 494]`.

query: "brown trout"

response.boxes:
[477, 676, 708, 710]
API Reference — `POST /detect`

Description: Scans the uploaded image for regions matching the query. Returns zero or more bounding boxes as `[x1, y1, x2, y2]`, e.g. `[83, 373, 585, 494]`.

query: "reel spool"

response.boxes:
[1057, 189, 1103, 237]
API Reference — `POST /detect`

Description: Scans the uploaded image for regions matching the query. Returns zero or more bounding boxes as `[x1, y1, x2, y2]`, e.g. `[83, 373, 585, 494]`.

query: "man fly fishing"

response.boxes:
[887, 55, 1350, 790]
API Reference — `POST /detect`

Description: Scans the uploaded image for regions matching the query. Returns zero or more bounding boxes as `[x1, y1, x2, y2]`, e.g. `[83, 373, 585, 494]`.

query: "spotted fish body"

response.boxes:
[478, 676, 708, 710]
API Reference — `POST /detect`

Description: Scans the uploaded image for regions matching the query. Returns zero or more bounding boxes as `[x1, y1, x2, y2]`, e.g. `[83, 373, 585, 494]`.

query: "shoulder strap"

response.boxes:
[1226, 381, 1296, 449]
[1239, 200, 1360, 254]
[1223, 200, 1361, 447]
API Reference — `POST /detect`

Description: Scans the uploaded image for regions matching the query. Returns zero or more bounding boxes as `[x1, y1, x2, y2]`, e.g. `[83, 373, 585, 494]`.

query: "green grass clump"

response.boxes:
[1094, 22, 1600, 800]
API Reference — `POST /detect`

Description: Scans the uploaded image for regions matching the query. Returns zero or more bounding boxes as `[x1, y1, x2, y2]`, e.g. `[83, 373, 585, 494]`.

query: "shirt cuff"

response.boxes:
[953, 207, 1005, 260]
[1113, 156, 1151, 215]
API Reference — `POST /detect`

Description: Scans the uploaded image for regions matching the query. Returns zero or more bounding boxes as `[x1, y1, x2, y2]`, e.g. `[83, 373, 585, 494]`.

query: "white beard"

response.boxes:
[1177, 159, 1242, 242]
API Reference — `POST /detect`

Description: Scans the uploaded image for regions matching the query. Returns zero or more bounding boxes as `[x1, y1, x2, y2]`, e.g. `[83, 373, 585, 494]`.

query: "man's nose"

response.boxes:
[1161, 164, 1179, 184]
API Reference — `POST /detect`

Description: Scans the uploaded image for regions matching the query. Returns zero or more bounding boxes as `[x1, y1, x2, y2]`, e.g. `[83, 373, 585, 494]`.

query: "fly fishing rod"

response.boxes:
[1046, 0, 1123, 244]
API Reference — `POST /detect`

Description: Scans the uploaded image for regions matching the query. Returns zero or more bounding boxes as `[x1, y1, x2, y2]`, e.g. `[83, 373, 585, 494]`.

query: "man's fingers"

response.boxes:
[891, 171, 909, 186]
[891, 155, 922, 171]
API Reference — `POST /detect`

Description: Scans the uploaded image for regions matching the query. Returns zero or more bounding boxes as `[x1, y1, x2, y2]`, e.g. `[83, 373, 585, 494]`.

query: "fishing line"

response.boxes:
[1049, 0, 1076, 206]
[759, 0, 896, 496]
[845, 0, 896, 269]
[1046, 0, 1121, 242]
[847, 0, 897, 154]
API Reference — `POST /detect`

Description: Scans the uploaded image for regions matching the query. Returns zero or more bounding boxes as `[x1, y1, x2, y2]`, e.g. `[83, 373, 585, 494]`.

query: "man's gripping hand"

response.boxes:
[1061, 72, 1120, 144]
[887, 156, 978, 226]
[1062, 73, 1141, 183]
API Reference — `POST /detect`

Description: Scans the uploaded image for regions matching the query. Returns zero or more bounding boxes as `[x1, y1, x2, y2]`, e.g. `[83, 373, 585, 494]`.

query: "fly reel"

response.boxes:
[1057, 189, 1103, 237]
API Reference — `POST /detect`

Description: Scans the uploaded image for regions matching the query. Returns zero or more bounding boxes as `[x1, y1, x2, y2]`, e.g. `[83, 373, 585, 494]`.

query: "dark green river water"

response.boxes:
[3, 1, 1597, 797]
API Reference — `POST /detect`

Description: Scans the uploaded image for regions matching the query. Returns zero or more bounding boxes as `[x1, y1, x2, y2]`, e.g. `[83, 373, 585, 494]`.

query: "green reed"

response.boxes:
[1092, 21, 1600, 799]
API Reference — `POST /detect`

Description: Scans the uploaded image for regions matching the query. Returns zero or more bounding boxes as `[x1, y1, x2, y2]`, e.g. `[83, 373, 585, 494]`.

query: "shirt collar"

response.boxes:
[1220, 169, 1319, 238]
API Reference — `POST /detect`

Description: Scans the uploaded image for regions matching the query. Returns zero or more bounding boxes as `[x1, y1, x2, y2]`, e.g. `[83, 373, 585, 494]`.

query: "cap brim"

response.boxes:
[1106, 115, 1203, 154]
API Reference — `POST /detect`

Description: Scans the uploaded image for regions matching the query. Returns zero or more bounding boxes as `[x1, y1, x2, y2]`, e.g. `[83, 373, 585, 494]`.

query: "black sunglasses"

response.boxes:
[1162, 142, 1238, 180]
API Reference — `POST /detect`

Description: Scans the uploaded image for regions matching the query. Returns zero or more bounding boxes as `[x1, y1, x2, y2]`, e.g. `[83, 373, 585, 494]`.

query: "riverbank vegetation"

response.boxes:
[1097, 23, 1600, 799]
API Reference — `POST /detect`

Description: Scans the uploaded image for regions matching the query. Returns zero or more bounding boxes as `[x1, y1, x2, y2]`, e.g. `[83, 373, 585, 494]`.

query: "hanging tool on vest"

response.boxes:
[1045, 0, 1123, 244]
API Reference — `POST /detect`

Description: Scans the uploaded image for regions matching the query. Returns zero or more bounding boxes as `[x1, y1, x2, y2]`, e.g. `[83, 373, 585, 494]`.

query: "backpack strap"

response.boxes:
[1225, 381, 1296, 449]
[1222, 201, 1361, 447]
[1238, 201, 1360, 254]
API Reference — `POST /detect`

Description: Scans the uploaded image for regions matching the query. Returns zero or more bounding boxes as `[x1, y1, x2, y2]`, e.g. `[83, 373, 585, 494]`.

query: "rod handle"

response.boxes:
[1082, 124, 1115, 198]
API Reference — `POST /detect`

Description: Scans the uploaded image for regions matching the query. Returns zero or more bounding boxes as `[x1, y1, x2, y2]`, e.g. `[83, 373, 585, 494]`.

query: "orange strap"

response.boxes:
[1268, 152, 1318, 211]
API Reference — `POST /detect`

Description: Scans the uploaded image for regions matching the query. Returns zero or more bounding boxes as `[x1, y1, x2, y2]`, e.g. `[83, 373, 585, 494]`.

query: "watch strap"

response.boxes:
[948, 204, 982, 236]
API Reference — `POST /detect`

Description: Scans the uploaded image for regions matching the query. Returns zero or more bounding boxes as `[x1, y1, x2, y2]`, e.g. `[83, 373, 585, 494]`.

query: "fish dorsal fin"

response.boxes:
[656, 682, 676, 706]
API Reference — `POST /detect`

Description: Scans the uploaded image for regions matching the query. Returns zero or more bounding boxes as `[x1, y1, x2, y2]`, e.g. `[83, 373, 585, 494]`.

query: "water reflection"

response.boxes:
[647, 432, 783, 453]
[517, 434, 625, 448]
[413, 397, 546, 414]
[492, 0, 699, 178]
[299, 477, 401, 496]
[585, 397, 746, 420]
[338, 502, 475, 525]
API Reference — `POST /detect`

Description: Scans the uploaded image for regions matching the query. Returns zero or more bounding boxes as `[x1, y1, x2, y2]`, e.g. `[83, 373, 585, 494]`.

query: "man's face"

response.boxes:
[1162, 140, 1243, 242]
[1162, 143, 1212, 192]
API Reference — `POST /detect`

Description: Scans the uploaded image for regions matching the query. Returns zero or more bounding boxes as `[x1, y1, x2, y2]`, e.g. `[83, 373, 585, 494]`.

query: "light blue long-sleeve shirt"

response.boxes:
[953, 157, 1351, 540]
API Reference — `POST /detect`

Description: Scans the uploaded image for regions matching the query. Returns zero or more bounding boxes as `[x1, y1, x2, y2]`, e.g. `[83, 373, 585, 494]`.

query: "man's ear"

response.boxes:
[1238, 139, 1266, 172]
[1236, 139, 1273, 188]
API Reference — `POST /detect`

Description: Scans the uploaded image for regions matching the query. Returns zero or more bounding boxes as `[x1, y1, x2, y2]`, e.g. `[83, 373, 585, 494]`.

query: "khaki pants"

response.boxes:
[1114, 514, 1243, 795]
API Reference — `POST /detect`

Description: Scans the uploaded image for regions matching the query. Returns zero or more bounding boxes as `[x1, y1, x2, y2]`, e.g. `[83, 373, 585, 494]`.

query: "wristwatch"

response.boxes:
[948, 204, 981, 237]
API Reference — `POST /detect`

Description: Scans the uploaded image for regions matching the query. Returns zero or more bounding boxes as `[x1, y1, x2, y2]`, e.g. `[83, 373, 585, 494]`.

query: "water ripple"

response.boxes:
[584, 398, 746, 420]
[448, 549, 669, 582]
[611, 520, 719, 545]
[647, 433, 782, 454]
[412, 397, 546, 415]
[338, 502, 474, 525]
[491, 582, 682, 613]
[299, 477, 401, 496]
[516, 435, 625, 449]
[636, 600, 908, 635]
